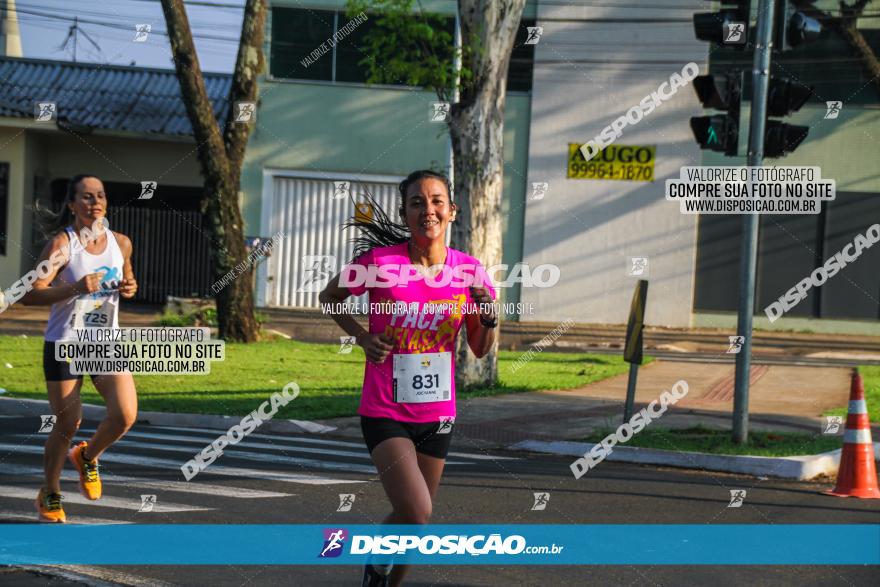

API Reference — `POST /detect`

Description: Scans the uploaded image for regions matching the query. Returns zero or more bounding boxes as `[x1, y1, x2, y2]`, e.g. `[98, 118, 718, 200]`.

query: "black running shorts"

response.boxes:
[42, 340, 92, 382]
[360, 416, 454, 460]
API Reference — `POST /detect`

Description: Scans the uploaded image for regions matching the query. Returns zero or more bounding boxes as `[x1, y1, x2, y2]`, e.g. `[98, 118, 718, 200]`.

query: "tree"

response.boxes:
[828, 1, 880, 97]
[347, 0, 526, 388]
[159, 0, 265, 342]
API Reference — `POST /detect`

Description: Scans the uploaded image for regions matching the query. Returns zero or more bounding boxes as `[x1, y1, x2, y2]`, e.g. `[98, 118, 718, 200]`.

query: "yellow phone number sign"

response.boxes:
[567, 144, 655, 182]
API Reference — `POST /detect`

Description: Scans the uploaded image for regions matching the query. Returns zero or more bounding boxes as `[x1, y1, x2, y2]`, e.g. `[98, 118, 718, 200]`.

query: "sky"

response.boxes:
[13, 0, 243, 73]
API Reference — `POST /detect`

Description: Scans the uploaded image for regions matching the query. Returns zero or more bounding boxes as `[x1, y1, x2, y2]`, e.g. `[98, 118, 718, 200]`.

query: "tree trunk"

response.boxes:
[833, 0, 880, 98]
[450, 0, 525, 388]
[160, 0, 265, 342]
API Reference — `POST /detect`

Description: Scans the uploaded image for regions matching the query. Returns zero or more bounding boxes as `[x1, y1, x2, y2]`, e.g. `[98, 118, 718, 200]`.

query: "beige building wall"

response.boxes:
[521, 1, 707, 327]
[0, 123, 204, 288]
[0, 123, 26, 287]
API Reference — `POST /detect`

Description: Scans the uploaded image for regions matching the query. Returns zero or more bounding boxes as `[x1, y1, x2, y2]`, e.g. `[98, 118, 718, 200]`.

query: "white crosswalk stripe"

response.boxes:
[0, 513, 133, 525]
[80, 427, 378, 460]
[0, 463, 293, 499]
[0, 485, 211, 513]
[12, 435, 383, 474]
[76, 427, 475, 465]
[0, 443, 366, 486]
[151, 424, 519, 460]
[0, 422, 519, 525]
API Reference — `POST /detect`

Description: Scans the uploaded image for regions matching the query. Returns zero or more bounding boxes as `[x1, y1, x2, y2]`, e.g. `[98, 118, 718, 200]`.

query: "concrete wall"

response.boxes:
[520, 1, 707, 327]
[0, 124, 204, 286]
[41, 131, 204, 188]
[0, 123, 27, 288]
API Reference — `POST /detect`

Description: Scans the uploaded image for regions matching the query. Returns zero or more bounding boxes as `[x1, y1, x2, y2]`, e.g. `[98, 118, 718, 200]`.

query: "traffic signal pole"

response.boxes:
[732, 0, 776, 445]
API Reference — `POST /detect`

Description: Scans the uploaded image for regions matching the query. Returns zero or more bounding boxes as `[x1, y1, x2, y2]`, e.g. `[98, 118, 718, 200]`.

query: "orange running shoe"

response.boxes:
[68, 441, 102, 500]
[35, 489, 66, 523]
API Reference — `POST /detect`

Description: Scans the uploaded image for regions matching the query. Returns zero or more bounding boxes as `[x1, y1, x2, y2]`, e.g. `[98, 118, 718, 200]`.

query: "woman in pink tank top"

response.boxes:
[320, 170, 498, 586]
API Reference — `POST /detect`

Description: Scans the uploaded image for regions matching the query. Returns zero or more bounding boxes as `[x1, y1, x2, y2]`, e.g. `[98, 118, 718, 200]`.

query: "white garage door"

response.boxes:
[260, 173, 402, 308]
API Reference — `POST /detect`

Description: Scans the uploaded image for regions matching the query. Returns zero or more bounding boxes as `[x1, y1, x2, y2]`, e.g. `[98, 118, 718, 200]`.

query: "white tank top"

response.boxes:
[45, 226, 124, 342]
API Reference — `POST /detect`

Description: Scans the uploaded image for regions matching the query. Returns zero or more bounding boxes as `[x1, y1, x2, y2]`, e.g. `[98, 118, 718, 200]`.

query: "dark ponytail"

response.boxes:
[345, 169, 452, 261]
[34, 174, 100, 238]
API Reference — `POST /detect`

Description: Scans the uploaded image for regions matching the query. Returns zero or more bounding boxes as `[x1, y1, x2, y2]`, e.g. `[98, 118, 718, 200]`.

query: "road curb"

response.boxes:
[509, 439, 880, 481]
[0, 396, 336, 435]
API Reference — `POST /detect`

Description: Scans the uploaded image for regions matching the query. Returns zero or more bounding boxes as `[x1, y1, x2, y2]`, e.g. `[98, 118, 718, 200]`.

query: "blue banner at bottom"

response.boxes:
[2, 525, 878, 565]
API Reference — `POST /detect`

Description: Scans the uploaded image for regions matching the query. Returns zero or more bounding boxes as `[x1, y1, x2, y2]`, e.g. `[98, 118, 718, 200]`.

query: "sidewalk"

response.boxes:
[2, 303, 874, 453]
[318, 359, 870, 450]
[2, 303, 879, 364]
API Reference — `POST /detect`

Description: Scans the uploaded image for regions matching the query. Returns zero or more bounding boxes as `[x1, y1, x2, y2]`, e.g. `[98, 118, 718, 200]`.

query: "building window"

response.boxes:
[270, 8, 335, 81]
[508, 20, 536, 92]
[270, 7, 533, 92]
[0, 163, 8, 256]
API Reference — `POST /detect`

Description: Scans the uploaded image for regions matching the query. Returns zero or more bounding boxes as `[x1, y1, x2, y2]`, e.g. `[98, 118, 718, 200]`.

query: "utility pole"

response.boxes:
[692, 1, 820, 444]
[732, 0, 775, 444]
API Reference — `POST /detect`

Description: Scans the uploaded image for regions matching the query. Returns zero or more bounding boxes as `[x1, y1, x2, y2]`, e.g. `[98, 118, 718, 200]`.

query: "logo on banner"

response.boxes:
[319, 528, 348, 558]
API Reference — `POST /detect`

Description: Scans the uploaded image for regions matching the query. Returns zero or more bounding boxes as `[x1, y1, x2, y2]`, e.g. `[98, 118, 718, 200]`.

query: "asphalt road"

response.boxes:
[1, 415, 878, 586]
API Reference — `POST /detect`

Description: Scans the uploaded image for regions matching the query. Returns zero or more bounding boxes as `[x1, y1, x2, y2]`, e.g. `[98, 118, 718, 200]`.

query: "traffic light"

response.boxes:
[690, 71, 743, 156]
[693, 1, 751, 48]
[763, 76, 814, 157]
[774, 1, 822, 52]
[763, 1, 821, 157]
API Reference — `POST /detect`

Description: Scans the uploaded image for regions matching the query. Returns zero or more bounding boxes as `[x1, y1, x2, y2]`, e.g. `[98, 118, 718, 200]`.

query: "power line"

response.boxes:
[17, 2, 244, 31]
[126, 0, 245, 8]
[11, 5, 242, 43]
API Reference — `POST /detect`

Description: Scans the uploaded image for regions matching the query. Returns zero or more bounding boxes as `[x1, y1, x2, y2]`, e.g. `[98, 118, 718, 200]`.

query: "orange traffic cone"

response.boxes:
[826, 371, 880, 498]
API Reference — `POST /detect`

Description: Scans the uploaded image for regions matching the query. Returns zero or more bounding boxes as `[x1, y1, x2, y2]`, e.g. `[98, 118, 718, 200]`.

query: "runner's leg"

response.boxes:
[416, 451, 446, 501]
[85, 373, 137, 459]
[44, 379, 83, 493]
[371, 437, 446, 586]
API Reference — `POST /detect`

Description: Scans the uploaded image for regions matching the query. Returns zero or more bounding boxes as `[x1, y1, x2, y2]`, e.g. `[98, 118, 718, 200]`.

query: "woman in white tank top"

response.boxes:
[21, 175, 139, 523]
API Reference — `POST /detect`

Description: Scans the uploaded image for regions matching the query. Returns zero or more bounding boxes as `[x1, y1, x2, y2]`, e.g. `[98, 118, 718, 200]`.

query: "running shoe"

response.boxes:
[35, 489, 66, 523]
[68, 441, 102, 500]
[361, 563, 392, 587]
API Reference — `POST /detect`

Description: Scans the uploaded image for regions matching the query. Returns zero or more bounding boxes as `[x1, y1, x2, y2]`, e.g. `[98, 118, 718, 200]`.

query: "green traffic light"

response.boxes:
[707, 126, 720, 145]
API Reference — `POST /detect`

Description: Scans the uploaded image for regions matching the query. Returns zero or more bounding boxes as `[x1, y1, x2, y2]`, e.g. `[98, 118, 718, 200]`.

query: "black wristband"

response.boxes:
[480, 315, 498, 328]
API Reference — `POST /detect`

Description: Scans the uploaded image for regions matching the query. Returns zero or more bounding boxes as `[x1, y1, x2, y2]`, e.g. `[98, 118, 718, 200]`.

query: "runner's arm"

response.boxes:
[18, 234, 96, 306]
[464, 286, 497, 358]
[115, 232, 138, 299]
[319, 274, 369, 341]
[319, 274, 393, 363]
